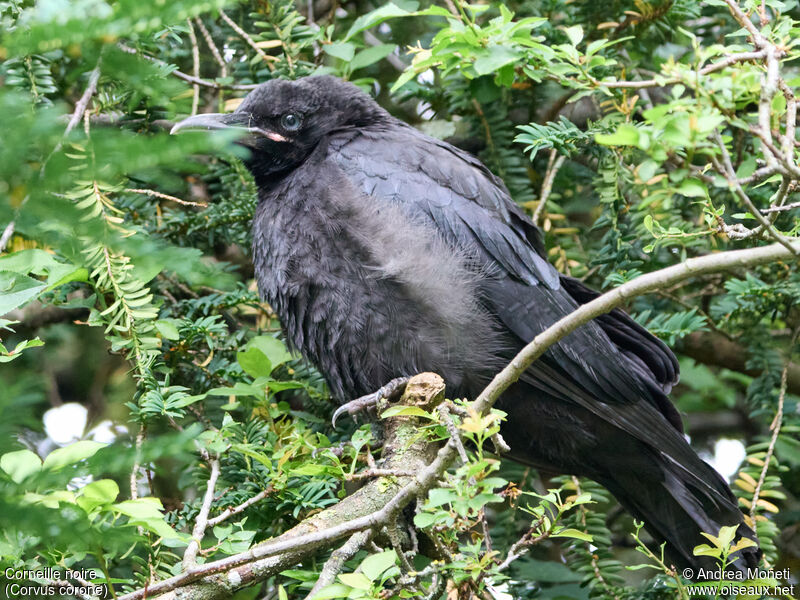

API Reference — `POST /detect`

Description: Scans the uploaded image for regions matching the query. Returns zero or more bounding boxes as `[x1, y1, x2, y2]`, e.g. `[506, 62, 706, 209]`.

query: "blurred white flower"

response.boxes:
[43, 403, 88, 446]
[42, 403, 127, 446]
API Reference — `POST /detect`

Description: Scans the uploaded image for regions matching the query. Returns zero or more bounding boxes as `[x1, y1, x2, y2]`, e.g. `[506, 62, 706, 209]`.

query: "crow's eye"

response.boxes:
[280, 113, 302, 131]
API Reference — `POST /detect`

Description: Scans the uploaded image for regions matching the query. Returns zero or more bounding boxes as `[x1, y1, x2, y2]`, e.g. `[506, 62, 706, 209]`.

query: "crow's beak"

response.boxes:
[170, 113, 288, 143]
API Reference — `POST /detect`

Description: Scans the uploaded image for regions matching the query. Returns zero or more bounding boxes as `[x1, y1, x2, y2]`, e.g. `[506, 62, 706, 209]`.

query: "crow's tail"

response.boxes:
[594, 449, 760, 576]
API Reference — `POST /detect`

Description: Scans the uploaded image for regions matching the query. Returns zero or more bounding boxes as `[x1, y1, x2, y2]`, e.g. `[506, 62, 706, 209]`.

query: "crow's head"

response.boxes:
[171, 76, 389, 180]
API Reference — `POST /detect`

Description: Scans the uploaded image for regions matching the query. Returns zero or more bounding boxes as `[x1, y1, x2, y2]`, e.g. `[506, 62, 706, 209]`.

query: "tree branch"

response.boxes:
[119, 374, 455, 600]
[469, 241, 800, 418]
[183, 458, 220, 568]
[121, 241, 799, 600]
[117, 43, 258, 91]
[303, 530, 373, 600]
[206, 487, 272, 528]
[679, 330, 800, 396]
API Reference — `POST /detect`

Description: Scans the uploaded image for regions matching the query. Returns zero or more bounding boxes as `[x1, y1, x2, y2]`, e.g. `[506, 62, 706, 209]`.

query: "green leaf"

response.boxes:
[155, 319, 181, 341]
[473, 46, 522, 76]
[247, 336, 294, 372]
[0, 449, 42, 483]
[42, 441, 105, 471]
[338, 572, 372, 590]
[324, 42, 356, 62]
[0, 271, 46, 316]
[380, 405, 434, 419]
[350, 44, 396, 71]
[290, 463, 334, 476]
[413, 512, 437, 528]
[552, 528, 593, 542]
[345, 2, 417, 40]
[0, 337, 44, 362]
[692, 543, 722, 558]
[427, 487, 456, 507]
[208, 382, 265, 398]
[359, 550, 397, 581]
[563, 25, 584, 46]
[595, 124, 640, 147]
[676, 179, 707, 198]
[114, 497, 185, 540]
[77, 479, 119, 512]
[114, 498, 167, 520]
[311, 583, 354, 599]
[237, 346, 272, 378]
[0, 249, 87, 292]
[716, 524, 738, 549]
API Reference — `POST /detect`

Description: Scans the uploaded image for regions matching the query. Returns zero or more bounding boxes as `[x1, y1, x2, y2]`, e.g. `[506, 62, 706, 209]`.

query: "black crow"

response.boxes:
[172, 75, 759, 571]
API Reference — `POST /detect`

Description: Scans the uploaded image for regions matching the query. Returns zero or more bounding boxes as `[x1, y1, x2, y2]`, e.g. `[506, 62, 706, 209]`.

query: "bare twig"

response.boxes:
[533, 149, 566, 226]
[117, 43, 258, 91]
[723, 0, 764, 41]
[207, 488, 272, 528]
[589, 50, 767, 89]
[130, 426, 145, 500]
[749, 327, 798, 520]
[496, 514, 549, 571]
[42, 62, 103, 172]
[303, 530, 373, 600]
[345, 468, 417, 481]
[65, 65, 102, 137]
[186, 19, 201, 116]
[219, 10, 276, 70]
[184, 458, 221, 568]
[0, 221, 15, 253]
[711, 132, 798, 254]
[761, 200, 800, 213]
[758, 0, 769, 27]
[194, 17, 228, 79]
[125, 188, 207, 208]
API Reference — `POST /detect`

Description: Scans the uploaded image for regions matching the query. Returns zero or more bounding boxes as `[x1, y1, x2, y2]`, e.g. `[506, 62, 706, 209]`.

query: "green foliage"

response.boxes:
[1, 0, 799, 598]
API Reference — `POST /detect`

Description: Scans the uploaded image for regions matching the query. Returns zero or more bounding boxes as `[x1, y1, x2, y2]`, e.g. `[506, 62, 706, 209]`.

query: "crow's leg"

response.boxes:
[332, 377, 410, 428]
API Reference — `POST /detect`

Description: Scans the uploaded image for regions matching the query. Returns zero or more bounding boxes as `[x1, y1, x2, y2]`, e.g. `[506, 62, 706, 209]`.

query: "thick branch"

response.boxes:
[680, 330, 800, 396]
[120, 374, 454, 600]
[125, 241, 798, 600]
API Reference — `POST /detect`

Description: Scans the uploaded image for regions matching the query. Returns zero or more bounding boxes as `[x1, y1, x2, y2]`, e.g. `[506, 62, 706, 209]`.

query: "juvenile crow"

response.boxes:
[172, 75, 759, 571]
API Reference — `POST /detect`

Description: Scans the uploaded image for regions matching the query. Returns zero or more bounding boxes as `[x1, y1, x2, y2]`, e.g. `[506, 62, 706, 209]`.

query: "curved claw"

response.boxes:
[331, 377, 411, 429]
[331, 392, 380, 429]
[331, 404, 353, 429]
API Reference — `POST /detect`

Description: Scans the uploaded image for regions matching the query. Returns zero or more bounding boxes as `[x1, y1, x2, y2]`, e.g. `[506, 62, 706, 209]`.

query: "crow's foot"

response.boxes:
[332, 377, 410, 428]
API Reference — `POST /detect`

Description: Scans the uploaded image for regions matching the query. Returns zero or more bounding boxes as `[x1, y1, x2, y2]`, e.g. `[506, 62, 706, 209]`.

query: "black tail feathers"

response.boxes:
[597, 450, 761, 577]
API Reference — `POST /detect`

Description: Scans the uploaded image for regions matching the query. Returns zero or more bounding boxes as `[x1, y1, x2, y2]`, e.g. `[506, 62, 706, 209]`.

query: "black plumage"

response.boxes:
[172, 75, 759, 571]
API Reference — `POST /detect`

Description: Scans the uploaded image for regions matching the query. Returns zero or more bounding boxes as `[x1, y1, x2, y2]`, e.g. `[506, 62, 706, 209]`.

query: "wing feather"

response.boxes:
[327, 124, 682, 434]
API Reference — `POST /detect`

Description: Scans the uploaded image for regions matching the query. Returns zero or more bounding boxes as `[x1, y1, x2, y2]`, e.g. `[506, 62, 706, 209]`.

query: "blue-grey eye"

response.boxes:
[280, 113, 302, 131]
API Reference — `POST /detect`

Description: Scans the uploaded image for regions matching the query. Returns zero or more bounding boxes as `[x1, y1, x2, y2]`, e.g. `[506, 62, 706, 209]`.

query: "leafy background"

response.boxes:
[0, 0, 798, 598]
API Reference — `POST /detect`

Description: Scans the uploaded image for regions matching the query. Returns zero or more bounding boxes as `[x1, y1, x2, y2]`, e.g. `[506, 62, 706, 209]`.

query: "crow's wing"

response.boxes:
[326, 123, 753, 567]
[328, 124, 680, 418]
[328, 124, 560, 290]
